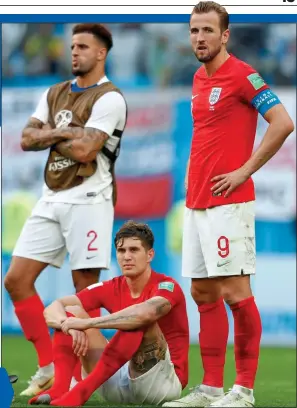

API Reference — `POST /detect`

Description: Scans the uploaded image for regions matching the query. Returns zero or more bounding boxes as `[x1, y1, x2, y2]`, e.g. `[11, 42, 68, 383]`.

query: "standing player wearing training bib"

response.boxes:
[164, 2, 294, 408]
[4, 24, 127, 396]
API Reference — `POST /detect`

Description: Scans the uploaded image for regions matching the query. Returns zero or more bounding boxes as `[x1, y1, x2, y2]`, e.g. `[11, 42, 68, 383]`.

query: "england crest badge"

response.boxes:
[209, 88, 222, 105]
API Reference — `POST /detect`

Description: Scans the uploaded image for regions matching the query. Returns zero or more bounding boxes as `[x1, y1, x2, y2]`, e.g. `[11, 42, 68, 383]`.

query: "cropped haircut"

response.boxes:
[72, 23, 113, 52]
[114, 220, 154, 250]
[191, 1, 229, 32]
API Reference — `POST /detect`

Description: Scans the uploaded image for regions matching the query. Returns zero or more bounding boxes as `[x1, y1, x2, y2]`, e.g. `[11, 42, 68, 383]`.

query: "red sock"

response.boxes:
[14, 294, 53, 367]
[51, 329, 145, 407]
[52, 324, 78, 392]
[73, 309, 101, 383]
[198, 298, 229, 388]
[73, 361, 82, 383]
[231, 296, 262, 389]
[28, 312, 78, 405]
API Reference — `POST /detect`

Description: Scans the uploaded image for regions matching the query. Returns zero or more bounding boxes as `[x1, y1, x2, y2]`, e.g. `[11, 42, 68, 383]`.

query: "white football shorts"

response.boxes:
[83, 348, 182, 405]
[12, 197, 114, 270]
[182, 201, 256, 278]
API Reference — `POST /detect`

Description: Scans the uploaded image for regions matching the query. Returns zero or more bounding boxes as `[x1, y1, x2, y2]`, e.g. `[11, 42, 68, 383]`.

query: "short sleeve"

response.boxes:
[76, 280, 114, 313]
[151, 280, 184, 308]
[85, 91, 127, 136]
[240, 65, 282, 116]
[31, 89, 50, 124]
[240, 66, 270, 104]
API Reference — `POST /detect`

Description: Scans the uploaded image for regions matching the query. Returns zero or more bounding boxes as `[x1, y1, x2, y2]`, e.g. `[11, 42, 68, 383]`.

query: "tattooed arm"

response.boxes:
[54, 127, 109, 163]
[61, 296, 172, 332]
[54, 92, 126, 163]
[20, 118, 84, 152]
[21, 119, 108, 163]
[21, 118, 66, 151]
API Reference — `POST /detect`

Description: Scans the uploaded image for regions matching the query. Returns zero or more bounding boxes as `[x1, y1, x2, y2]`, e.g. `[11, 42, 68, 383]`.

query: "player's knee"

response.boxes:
[4, 268, 27, 295]
[4, 273, 14, 294]
[223, 290, 253, 305]
[190, 280, 221, 305]
[190, 282, 208, 304]
[4, 258, 43, 297]
[222, 275, 253, 305]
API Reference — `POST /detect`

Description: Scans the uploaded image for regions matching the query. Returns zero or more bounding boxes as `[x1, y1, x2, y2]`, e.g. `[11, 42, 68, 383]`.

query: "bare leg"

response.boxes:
[4, 256, 48, 301]
[221, 275, 252, 305]
[129, 323, 167, 379]
[71, 268, 101, 293]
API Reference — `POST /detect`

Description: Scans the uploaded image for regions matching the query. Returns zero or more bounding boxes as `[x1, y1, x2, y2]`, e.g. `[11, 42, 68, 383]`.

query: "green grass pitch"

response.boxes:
[2, 335, 296, 407]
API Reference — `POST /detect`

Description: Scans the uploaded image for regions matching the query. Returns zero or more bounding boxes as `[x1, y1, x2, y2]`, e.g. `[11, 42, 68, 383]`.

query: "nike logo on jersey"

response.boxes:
[86, 255, 97, 260]
[192, 94, 199, 100]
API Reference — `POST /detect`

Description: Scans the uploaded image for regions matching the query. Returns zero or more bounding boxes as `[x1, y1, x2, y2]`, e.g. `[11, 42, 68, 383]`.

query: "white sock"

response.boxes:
[200, 384, 224, 396]
[232, 384, 254, 400]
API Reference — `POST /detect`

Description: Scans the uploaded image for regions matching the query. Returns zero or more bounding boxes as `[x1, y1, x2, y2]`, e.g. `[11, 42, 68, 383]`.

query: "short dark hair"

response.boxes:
[191, 1, 229, 32]
[72, 23, 113, 52]
[114, 220, 154, 250]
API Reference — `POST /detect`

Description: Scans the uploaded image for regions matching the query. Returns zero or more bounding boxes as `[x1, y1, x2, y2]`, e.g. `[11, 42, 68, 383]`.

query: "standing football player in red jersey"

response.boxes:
[163, 2, 294, 408]
[28, 221, 189, 407]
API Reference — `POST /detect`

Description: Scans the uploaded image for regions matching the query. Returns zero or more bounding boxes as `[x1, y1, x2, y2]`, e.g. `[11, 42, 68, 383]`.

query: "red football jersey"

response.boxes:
[187, 54, 270, 209]
[76, 271, 189, 389]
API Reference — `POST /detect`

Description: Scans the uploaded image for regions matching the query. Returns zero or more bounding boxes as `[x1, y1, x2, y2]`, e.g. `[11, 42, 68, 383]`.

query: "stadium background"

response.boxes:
[2, 23, 296, 349]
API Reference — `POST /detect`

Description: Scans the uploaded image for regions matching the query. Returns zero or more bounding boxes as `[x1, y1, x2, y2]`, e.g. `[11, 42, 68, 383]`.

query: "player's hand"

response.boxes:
[211, 168, 249, 198]
[42, 123, 52, 130]
[68, 329, 88, 356]
[61, 317, 91, 333]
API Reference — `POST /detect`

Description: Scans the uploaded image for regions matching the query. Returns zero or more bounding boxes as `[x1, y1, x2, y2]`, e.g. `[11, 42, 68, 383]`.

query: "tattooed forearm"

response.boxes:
[146, 297, 172, 316]
[21, 118, 67, 151]
[54, 140, 75, 159]
[89, 313, 141, 331]
[55, 127, 109, 163]
[21, 119, 105, 156]
[85, 297, 172, 331]
[88, 302, 148, 331]
[28, 120, 43, 129]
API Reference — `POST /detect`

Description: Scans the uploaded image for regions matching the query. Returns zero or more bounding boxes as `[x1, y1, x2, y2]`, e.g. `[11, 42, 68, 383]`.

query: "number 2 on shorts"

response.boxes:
[87, 230, 98, 251]
[217, 236, 229, 258]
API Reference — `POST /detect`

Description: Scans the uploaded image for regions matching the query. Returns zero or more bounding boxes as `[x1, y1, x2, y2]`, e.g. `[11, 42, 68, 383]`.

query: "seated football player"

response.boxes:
[29, 221, 190, 407]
